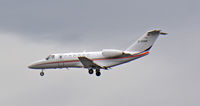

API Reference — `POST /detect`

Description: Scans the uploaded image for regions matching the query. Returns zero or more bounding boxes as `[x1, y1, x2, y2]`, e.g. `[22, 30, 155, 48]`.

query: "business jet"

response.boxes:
[28, 30, 167, 76]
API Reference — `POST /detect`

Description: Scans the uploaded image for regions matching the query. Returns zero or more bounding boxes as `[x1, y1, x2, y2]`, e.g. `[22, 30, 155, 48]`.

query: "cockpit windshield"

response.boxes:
[46, 55, 55, 60]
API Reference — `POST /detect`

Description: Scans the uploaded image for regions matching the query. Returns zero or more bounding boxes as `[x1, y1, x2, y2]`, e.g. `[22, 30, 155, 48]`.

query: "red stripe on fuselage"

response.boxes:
[35, 51, 149, 66]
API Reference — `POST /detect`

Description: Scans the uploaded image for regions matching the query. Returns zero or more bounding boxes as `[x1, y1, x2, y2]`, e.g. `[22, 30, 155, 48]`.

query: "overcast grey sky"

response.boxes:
[0, 0, 200, 106]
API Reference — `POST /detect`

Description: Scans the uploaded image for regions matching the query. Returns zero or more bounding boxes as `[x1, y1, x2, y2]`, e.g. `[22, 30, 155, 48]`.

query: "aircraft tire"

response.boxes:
[88, 69, 94, 74]
[40, 71, 44, 76]
[96, 69, 101, 76]
[96, 71, 101, 76]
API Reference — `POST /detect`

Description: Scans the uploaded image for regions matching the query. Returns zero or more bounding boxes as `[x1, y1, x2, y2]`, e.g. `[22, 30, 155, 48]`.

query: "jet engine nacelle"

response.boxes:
[102, 49, 124, 57]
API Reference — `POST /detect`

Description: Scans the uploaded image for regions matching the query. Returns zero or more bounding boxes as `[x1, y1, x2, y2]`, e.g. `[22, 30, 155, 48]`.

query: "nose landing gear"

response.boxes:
[40, 70, 44, 76]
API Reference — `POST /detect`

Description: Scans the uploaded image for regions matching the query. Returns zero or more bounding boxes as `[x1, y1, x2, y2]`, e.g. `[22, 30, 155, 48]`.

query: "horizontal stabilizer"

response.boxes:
[160, 32, 168, 35]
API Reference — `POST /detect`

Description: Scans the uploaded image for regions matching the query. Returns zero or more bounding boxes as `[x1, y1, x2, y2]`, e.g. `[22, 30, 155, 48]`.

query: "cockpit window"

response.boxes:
[46, 55, 55, 60]
[52, 55, 55, 59]
[46, 55, 50, 60]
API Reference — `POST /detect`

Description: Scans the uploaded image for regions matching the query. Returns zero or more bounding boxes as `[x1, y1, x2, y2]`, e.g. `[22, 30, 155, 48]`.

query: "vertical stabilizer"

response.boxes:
[126, 30, 166, 52]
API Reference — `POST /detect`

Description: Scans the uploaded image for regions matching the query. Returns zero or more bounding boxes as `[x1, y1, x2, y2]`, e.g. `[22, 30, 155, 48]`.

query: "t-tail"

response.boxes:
[126, 30, 167, 52]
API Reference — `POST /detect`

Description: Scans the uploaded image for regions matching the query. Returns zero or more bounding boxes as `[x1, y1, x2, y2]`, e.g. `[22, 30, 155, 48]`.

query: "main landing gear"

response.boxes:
[96, 69, 101, 76]
[40, 70, 44, 76]
[88, 69, 101, 76]
[88, 69, 94, 74]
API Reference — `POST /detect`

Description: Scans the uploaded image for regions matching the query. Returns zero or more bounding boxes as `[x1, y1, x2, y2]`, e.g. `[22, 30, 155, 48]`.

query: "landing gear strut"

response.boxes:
[88, 69, 94, 74]
[96, 69, 101, 76]
[40, 70, 44, 76]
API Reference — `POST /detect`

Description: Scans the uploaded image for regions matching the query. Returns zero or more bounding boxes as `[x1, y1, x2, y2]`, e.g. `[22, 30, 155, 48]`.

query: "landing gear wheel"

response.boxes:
[96, 71, 101, 76]
[96, 69, 101, 76]
[40, 71, 44, 76]
[88, 69, 94, 74]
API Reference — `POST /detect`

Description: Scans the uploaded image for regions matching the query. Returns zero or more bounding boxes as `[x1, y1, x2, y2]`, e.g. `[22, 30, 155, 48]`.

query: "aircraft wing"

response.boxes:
[78, 56, 102, 68]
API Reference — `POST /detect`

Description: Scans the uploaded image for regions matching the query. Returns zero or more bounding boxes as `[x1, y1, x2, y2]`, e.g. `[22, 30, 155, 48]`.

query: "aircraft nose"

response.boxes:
[28, 64, 37, 69]
[28, 59, 46, 69]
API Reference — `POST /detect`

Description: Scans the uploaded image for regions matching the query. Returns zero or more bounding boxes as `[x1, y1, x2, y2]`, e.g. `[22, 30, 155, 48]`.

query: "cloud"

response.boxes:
[0, 0, 199, 45]
[1, 29, 200, 106]
[0, 0, 200, 106]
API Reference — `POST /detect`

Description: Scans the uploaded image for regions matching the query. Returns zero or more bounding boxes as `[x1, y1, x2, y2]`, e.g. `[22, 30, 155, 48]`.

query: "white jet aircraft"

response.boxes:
[28, 30, 167, 76]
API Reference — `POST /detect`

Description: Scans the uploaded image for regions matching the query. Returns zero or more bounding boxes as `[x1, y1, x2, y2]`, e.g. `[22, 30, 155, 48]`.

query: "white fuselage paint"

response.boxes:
[28, 50, 149, 69]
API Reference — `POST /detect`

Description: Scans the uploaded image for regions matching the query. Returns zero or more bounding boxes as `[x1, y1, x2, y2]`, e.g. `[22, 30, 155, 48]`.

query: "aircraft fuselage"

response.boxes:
[29, 51, 149, 69]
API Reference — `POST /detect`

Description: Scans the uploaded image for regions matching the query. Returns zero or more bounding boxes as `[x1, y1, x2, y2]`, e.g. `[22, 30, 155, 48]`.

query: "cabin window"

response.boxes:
[59, 56, 62, 59]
